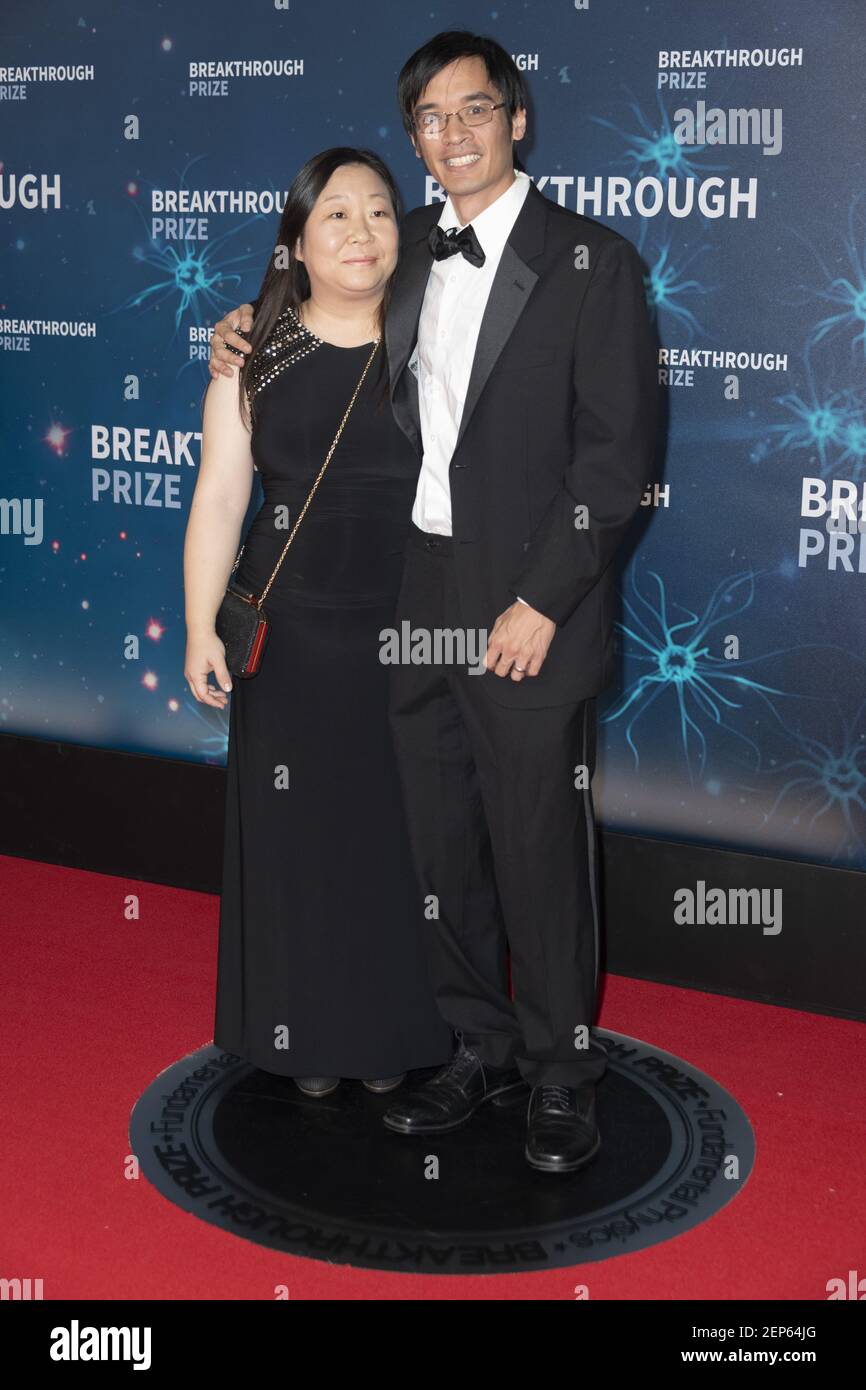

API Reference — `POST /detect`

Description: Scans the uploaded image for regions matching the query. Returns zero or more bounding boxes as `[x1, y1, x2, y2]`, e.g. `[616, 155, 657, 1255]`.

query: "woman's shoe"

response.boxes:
[362, 1073, 406, 1094]
[293, 1076, 340, 1097]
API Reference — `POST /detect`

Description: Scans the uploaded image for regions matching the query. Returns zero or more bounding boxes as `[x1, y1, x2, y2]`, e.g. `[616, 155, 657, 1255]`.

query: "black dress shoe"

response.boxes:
[525, 1083, 601, 1173]
[383, 1041, 525, 1134]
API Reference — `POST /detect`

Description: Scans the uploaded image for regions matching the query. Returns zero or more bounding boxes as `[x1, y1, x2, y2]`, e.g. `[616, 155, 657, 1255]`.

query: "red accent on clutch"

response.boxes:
[246, 615, 269, 675]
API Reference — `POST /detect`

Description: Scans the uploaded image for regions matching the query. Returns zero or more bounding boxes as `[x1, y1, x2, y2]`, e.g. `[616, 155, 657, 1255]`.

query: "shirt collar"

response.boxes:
[438, 168, 531, 259]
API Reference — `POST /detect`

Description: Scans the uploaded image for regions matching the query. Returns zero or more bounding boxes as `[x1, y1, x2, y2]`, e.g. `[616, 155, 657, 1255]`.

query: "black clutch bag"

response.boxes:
[214, 335, 380, 678]
[215, 583, 270, 678]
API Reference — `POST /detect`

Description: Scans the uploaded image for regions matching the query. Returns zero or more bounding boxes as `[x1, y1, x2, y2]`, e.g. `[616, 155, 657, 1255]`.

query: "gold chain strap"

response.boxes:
[236, 335, 381, 611]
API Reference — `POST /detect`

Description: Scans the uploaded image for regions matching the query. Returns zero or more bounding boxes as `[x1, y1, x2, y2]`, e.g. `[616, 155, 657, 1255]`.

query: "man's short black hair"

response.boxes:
[397, 29, 527, 135]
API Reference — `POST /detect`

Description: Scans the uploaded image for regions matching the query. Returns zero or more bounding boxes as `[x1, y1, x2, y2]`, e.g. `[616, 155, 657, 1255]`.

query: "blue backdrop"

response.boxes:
[2, 0, 865, 871]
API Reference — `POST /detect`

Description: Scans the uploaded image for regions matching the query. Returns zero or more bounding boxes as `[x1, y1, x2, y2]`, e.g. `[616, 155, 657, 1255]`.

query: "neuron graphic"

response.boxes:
[643, 239, 717, 341]
[183, 695, 229, 763]
[770, 354, 853, 477]
[592, 92, 729, 183]
[761, 700, 866, 863]
[602, 567, 793, 781]
[789, 193, 866, 361]
[835, 390, 866, 479]
[111, 156, 270, 343]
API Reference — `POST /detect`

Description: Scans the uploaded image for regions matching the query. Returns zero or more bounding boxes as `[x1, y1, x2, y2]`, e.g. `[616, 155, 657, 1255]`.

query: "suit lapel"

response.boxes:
[386, 180, 550, 456]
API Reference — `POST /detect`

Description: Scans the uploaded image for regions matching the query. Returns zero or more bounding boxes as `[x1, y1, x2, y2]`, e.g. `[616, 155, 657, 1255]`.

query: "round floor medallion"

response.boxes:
[130, 1029, 754, 1274]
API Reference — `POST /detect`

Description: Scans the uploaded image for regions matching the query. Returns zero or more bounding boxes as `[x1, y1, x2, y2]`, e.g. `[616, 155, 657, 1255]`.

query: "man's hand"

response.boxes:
[484, 601, 556, 681]
[209, 303, 255, 379]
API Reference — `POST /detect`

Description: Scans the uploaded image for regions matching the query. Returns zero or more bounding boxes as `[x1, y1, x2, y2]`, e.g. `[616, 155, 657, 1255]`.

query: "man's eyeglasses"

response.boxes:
[412, 101, 506, 137]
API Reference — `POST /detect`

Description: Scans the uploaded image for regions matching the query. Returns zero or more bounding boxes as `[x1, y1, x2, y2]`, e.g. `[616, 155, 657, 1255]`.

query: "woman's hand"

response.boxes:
[209, 304, 255, 379]
[184, 630, 233, 708]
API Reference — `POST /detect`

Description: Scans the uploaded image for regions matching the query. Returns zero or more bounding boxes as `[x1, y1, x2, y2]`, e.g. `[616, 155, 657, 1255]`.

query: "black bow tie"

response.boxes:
[428, 222, 486, 269]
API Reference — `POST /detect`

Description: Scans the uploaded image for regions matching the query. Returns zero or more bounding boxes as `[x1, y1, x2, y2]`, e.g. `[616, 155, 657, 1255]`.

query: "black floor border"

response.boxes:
[2, 731, 864, 1018]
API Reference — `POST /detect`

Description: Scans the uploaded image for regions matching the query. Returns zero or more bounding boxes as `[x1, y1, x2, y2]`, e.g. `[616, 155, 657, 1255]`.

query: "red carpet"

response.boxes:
[1, 852, 862, 1300]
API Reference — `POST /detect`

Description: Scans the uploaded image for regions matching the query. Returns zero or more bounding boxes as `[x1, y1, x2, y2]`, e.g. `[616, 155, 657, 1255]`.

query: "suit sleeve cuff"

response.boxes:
[511, 590, 558, 624]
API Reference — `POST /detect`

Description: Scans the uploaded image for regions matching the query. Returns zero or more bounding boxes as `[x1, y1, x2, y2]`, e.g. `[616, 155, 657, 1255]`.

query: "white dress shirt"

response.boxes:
[411, 168, 532, 539]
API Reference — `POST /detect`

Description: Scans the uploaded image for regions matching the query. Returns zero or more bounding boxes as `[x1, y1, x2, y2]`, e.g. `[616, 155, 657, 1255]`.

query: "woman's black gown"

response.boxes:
[214, 305, 453, 1077]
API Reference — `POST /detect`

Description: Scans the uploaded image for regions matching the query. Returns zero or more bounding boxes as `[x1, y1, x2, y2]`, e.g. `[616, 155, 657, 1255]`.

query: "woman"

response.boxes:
[183, 148, 452, 1096]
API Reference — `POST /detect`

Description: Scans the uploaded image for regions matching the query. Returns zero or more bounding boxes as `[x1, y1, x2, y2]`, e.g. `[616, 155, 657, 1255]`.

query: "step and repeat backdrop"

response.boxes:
[2, 1, 865, 871]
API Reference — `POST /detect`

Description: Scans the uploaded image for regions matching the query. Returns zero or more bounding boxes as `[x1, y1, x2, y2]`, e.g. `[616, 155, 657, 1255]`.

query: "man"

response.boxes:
[209, 30, 657, 1173]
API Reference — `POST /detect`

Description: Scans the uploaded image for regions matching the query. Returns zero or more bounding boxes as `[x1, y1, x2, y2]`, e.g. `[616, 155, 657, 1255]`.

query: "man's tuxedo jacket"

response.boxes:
[386, 179, 658, 709]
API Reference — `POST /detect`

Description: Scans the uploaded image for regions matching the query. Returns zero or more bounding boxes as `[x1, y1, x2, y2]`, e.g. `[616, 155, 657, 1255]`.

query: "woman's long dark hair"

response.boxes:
[238, 147, 401, 423]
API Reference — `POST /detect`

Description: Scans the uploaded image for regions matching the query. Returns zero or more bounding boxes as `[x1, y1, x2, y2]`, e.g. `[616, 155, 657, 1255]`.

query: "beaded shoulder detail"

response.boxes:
[246, 303, 321, 401]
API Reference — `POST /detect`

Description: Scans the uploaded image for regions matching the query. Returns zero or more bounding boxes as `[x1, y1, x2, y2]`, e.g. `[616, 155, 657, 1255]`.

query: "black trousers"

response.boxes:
[387, 523, 608, 1089]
